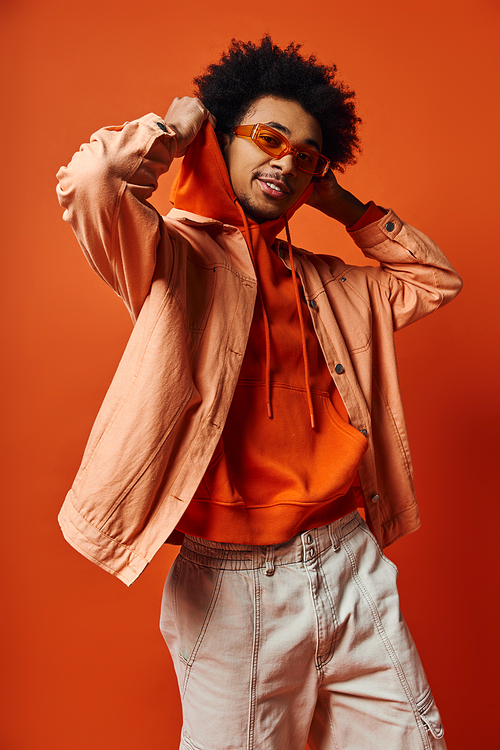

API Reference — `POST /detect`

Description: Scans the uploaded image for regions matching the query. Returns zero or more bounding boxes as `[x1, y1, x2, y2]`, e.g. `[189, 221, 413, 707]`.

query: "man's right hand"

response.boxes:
[164, 97, 216, 157]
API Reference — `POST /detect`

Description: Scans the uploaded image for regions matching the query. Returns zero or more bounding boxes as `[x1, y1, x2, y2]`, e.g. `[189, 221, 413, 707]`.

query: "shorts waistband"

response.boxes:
[180, 511, 362, 571]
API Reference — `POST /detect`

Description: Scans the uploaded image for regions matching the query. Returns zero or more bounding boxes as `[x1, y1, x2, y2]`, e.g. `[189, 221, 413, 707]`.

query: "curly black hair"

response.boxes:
[193, 36, 361, 172]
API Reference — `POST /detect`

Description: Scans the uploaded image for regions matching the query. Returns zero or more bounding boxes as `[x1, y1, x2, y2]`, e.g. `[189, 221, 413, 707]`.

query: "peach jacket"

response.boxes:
[56, 113, 462, 585]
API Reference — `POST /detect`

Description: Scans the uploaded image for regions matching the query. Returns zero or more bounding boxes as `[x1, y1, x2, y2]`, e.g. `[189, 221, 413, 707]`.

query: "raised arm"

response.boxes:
[306, 169, 368, 227]
[56, 98, 214, 319]
[308, 171, 462, 329]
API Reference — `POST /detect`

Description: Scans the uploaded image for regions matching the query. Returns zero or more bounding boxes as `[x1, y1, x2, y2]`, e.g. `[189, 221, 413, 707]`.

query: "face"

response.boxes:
[222, 96, 323, 223]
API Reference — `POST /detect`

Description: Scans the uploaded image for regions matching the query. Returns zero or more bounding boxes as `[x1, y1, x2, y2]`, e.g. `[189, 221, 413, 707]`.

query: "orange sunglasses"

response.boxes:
[232, 123, 330, 177]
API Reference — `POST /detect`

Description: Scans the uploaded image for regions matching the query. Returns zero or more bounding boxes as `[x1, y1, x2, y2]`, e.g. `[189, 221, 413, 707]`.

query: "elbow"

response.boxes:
[449, 268, 464, 297]
[56, 138, 114, 209]
[440, 270, 463, 307]
[56, 151, 114, 223]
[55, 169, 73, 215]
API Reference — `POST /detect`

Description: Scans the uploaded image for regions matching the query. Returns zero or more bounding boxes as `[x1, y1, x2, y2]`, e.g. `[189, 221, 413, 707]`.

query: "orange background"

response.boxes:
[1, 0, 499, 748]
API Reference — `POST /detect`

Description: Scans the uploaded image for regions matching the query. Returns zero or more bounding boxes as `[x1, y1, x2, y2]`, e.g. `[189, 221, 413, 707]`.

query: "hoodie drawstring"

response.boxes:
[284, 218, 315, 430]
[235, 201, 274, 420]
[234, 200, 315, 430]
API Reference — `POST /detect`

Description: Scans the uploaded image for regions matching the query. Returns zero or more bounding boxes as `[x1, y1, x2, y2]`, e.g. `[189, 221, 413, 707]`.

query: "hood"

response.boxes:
[169, 120, 317, 430]
[169, 120, 313, 245]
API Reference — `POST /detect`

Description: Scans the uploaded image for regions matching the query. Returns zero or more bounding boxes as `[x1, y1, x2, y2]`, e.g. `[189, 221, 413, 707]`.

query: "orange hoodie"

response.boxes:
[172, 122, 368, 544]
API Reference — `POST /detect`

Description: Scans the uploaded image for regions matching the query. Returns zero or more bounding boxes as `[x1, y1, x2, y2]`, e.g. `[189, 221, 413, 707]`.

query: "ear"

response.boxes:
[217, 131, 231, 155]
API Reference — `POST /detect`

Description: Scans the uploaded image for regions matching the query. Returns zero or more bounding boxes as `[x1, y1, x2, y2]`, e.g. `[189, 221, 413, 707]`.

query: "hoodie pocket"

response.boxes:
[417, 687, 445, 739]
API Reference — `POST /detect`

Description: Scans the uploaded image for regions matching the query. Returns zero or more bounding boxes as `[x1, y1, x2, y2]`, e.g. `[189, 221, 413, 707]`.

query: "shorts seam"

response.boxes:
[316, 551, 339, 669]
[343, 537, 432, 749]
[181, 565, 226, 698]
[358, 522, 399, 575]
[180, 729, 203, 750]
[319, 692, 341, 750]
[247, 567, 261, 750]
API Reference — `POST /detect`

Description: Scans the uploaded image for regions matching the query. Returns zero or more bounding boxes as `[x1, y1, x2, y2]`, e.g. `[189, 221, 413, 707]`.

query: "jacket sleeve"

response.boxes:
[56, 113, 177, 320]
[347, 209, 463, 330]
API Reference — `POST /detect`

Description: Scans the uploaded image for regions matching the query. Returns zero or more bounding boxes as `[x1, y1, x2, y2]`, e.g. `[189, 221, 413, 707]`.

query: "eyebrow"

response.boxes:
[265, 121, 322, 152]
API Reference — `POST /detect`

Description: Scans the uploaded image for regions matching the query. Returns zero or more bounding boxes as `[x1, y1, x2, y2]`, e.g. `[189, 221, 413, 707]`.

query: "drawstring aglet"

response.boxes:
[310, 413, 315, 430]
[267, 402, 273, 419]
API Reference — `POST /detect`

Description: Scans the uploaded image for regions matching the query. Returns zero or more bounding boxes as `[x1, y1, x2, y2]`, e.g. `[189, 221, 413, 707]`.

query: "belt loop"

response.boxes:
[264, 545, 275, 576]
[329, 522, 341, 553]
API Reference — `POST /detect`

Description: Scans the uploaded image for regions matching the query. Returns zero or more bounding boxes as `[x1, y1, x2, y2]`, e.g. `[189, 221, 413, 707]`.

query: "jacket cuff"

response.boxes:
[136, 112, 178, 140]
[348, 208, 404, 250]
[346, 201, 387, 232]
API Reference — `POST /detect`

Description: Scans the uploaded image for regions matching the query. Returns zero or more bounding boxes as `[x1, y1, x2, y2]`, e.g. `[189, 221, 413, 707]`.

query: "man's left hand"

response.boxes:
[307, 171, 367, 227]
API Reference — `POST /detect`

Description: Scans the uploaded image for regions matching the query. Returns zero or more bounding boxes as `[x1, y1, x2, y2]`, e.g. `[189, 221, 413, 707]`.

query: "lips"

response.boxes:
[257, 176, 291, 199]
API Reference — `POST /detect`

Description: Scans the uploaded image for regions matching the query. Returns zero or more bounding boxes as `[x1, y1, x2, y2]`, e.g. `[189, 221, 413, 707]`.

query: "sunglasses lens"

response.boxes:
[250, 125, 329, 176]
[254, 128, 285, 156]
[295, 152, 321, 174]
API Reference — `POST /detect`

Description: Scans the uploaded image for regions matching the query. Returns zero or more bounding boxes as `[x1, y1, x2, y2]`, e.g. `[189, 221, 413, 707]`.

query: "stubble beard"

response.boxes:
[236, 182, 286, 224]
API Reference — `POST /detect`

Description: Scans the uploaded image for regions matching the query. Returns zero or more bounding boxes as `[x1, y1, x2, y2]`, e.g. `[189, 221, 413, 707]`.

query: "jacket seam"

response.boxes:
[66, 498, 149, 561]
[126, 279, 245, 526]
[373, 368, 414, 491]
[109, 130, 166, 300]
[99, 382, 195, 528]
[74, 282, 179, 482]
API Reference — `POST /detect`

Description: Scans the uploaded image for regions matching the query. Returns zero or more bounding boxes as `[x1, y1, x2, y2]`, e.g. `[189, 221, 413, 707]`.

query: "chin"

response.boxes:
[239, 197, 284, 224]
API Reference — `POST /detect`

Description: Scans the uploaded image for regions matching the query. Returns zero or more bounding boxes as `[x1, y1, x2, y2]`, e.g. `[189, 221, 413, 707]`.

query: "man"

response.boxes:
[57, 36, 461, 750]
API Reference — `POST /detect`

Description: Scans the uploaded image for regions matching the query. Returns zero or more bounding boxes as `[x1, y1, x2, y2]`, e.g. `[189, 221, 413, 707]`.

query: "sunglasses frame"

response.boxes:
[232, 123, 330, 178]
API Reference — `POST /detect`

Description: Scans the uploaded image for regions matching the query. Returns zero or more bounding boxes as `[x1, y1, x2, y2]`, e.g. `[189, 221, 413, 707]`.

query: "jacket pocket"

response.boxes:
[417, 687, 445, 739]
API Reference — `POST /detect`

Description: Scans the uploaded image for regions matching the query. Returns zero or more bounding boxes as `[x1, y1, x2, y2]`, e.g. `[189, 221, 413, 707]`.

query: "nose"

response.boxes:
[269, 152, 297, 176]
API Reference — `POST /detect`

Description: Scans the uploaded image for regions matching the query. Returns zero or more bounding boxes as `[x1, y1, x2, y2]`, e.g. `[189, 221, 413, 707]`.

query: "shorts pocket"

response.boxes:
[358, 515, 400, 577]
[417, 687, 445, 739]
[174, 556, 224, 667]
[180, 729, 204, 750]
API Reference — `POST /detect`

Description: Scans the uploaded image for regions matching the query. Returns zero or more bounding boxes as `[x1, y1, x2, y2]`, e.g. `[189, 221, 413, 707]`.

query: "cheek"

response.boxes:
[296, 174, 313, 196]
[226, 152, 252, 190]
[230, 158, 267, 195]
[228, 164, 249, 194]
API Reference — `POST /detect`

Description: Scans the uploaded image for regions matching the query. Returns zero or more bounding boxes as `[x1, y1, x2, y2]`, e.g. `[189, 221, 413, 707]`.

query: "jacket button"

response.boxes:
[359, 428, 368, 436]
[371, 494, 380, 503]
[385, 221, 395, 232]
[309, 299, 318, 309]
[334, 364, 344, 374]
[156, 121, 168, 132]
